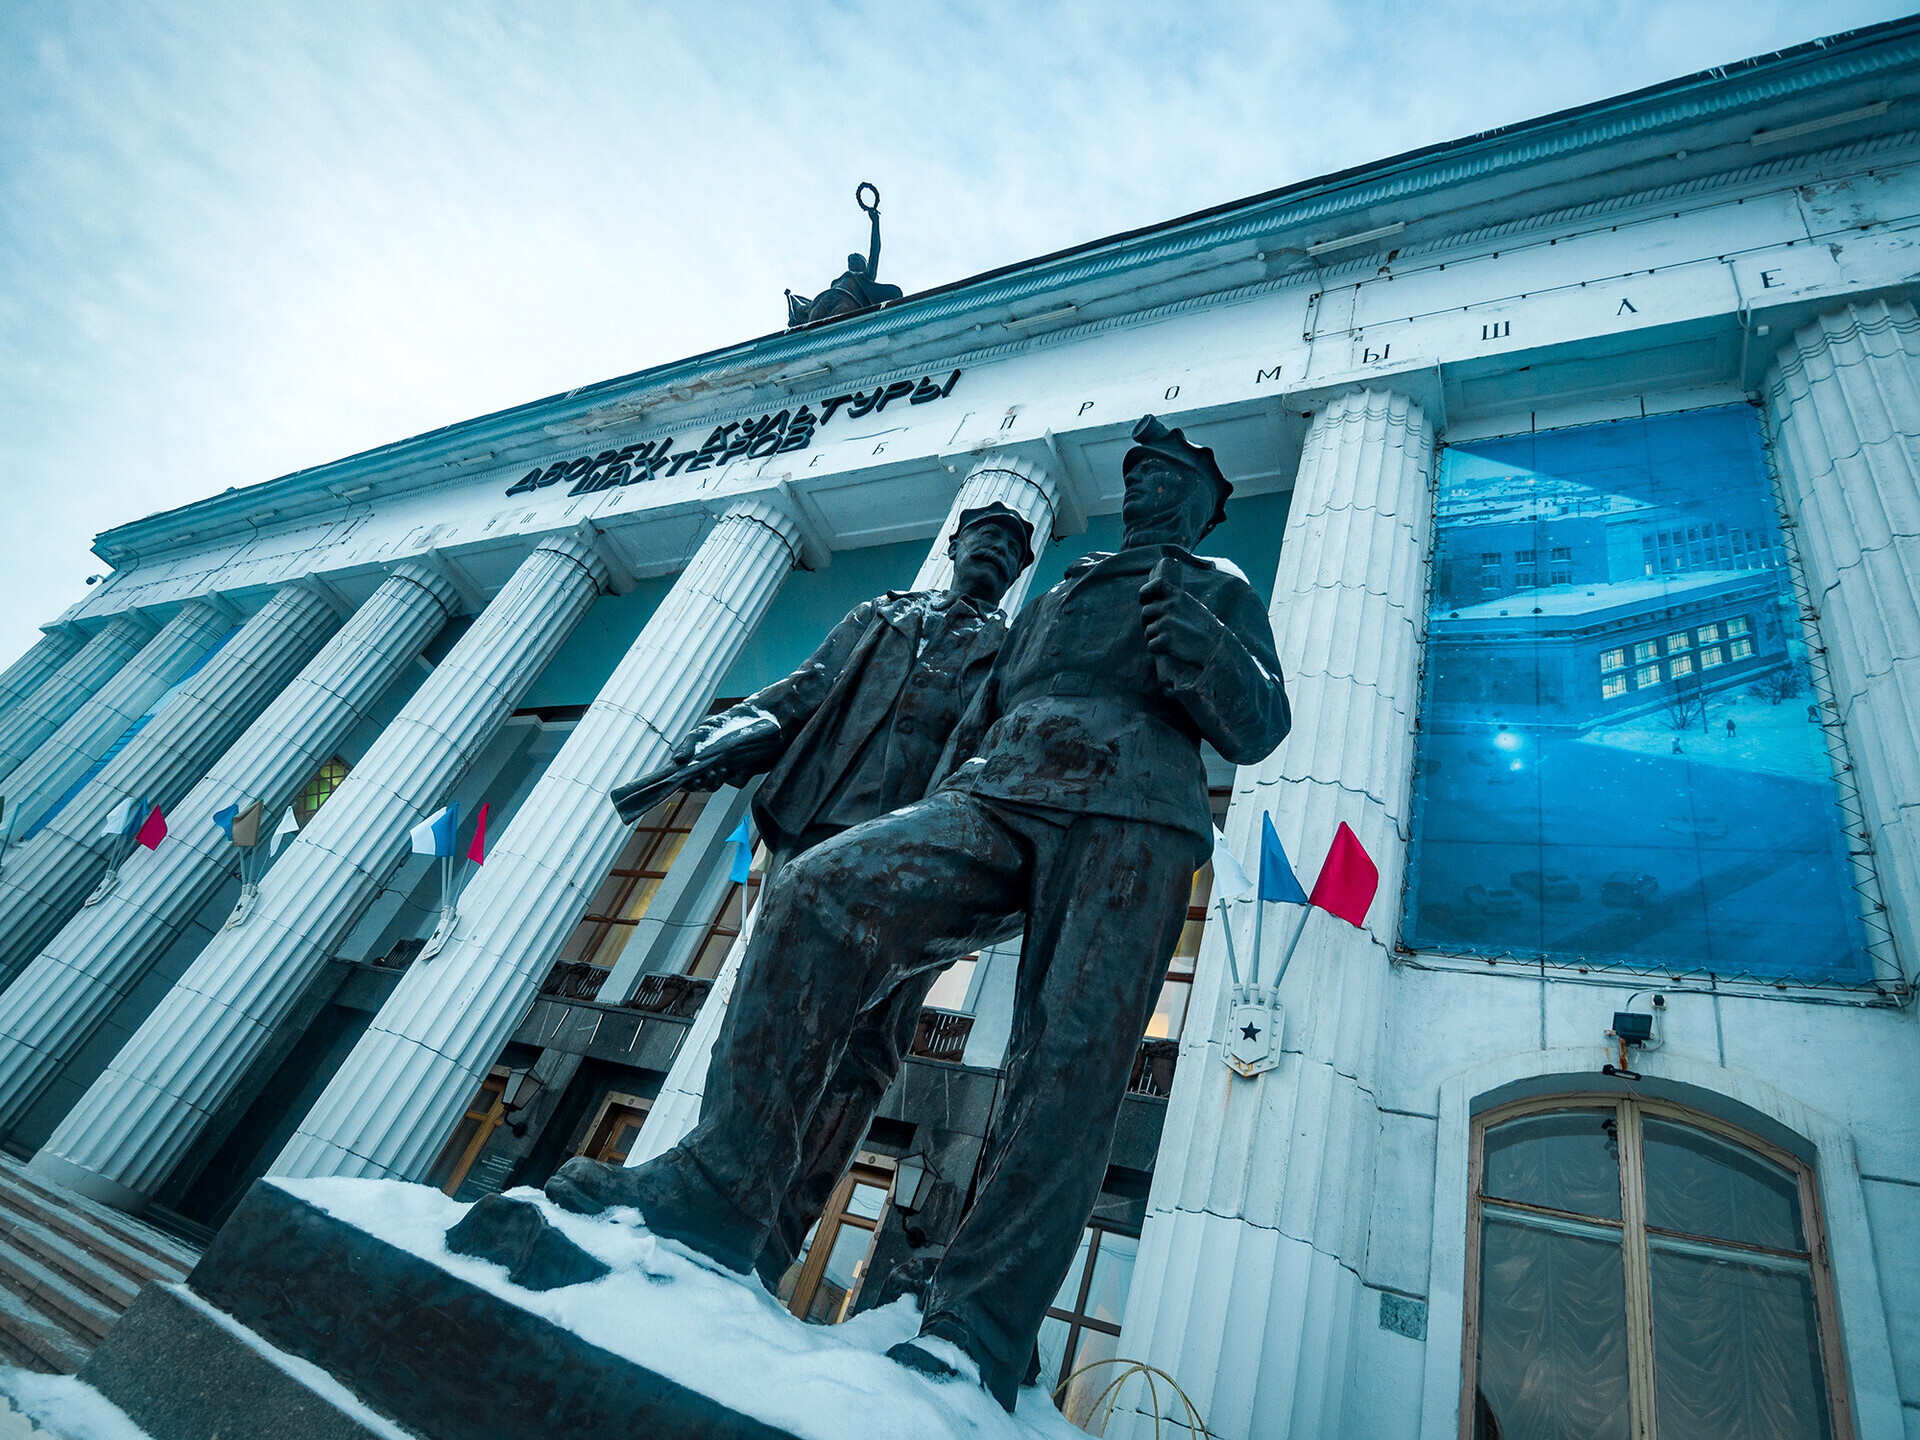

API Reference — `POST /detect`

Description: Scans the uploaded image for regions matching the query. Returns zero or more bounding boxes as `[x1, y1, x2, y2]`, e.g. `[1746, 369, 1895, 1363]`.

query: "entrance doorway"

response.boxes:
[776, 1156, 897, 1325]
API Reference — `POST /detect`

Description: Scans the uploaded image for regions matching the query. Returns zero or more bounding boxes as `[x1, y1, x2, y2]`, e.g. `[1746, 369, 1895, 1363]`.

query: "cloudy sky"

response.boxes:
[0, 0, 1907, 662]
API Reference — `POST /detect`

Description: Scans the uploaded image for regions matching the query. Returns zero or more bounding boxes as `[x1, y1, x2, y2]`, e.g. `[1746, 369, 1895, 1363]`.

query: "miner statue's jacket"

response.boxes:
[935, 544, 1291, 843]
[728, 589, 1008, 851]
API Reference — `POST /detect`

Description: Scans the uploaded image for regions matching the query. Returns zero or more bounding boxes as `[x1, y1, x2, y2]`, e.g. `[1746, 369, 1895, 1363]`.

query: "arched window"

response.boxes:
[1464, 1096, 1850, 1440]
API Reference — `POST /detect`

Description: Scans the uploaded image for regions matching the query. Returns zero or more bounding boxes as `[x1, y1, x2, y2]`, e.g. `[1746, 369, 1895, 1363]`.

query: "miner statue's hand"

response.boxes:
[670, 707, 784, 790]
[1140, 559, 1226, 690]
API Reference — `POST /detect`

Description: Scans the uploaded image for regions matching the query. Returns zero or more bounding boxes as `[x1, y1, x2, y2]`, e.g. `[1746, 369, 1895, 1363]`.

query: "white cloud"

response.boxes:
[0, 0, 1906, 663]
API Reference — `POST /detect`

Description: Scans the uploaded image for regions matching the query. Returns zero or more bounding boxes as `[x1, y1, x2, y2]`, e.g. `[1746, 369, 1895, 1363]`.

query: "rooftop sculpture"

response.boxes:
[785, 182, 905, 328]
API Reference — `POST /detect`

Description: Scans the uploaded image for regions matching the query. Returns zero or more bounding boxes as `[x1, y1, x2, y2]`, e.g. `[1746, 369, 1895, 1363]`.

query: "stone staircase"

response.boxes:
[0, 1155, 199, 1373]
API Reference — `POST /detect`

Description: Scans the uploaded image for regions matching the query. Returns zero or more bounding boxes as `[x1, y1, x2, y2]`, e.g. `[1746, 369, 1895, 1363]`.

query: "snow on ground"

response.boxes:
[0, 1373, 148, 1440]
[282, 1177, 1089, 1440]
[1579, 690, 1831, 780]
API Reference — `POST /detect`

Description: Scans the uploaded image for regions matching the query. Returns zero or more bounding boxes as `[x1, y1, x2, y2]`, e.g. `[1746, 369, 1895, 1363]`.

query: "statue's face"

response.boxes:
[949, 520, 1027, 605]
[1122, 456, 1215, 550]
[847, 253, 867, 274]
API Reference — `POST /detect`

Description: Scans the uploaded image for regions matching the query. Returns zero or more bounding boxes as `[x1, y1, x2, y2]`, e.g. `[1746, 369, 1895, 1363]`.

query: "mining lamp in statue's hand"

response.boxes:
[1140, 559, 1224, 684]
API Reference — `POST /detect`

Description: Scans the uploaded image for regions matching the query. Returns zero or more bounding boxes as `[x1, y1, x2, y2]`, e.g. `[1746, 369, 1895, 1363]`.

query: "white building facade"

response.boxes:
[2, 21, 1919, 1438]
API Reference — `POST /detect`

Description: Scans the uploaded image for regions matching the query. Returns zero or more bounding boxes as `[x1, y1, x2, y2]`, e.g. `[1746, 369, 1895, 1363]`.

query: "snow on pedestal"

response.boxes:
[282, 1176, 1086, 1440]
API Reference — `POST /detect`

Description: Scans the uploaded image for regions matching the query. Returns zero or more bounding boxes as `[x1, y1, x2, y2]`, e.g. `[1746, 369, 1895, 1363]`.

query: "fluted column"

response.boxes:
[1, 604, 231, 841]
[1764, 300, 1920, 972]
[271, 498, 805, 1182]
[1112, 390, 1433, 1440]
[0, 628, 85, 732]
[31, 537, 608, 1211]
[911, 453, 1058, 614]
[632, 457, 1059, 1168]
[0, 586, 339, 986]
[0, 615, 153, 788]
[0, 564, 458, 1142]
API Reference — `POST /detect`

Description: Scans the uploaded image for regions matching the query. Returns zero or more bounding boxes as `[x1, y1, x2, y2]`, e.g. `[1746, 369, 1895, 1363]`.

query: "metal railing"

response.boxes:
[909, 1008, 975, 1063]
[624, 972, 713, 1018]
[1128, 1039, 1180, 1097]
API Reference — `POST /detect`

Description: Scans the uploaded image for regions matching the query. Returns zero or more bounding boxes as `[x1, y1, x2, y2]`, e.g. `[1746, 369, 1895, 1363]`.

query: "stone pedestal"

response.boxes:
[270, 498, 802, 1184]
[1110, 390, 1434, 1440]
[1763, 299, 1920, 972]
[80, 1181, 800, 1440]
[0, 615, 148, 786]
[0, 603, 228, 839]
[31, 538, 608, 1212]
[0, 585, 339, 987]
[0, 564, 458, 1142]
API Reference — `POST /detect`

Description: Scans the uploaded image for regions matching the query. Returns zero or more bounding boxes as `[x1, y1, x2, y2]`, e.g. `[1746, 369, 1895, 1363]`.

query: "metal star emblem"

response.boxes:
[1240, 1022, 1260, 1042]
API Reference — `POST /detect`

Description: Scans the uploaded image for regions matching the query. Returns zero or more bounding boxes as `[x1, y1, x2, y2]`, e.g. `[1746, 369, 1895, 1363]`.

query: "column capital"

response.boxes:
[530, 533, 614, 595]
[726, 491, 812, 569]
[383, 558, 463, 616]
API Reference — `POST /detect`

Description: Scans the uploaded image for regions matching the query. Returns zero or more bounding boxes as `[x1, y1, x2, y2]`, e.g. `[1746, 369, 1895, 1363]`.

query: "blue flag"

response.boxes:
[212, 802, 239, 842]
[1259, 813, 1308, 903]
[727, 818, 752, 884]
[409, 803, 460, 858]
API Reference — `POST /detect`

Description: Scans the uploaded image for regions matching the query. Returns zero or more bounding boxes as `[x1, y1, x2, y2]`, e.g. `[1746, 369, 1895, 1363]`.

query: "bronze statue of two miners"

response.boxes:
[549, 413, 1292, 1412]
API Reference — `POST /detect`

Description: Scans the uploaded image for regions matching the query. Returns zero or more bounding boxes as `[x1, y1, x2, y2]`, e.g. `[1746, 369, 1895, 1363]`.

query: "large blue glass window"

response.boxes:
[1403, 408, 1872, 983]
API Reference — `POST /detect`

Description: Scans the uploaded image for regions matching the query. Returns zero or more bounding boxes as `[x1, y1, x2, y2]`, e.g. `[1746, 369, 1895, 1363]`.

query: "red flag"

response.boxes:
[134, 805, 167, 851]
[467, 802, 489, 865]
[1308, 821, 1377, 928]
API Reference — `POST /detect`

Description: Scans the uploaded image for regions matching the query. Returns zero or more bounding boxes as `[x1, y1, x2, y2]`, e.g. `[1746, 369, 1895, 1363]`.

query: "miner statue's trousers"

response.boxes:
[632, 787, 1203, 1407]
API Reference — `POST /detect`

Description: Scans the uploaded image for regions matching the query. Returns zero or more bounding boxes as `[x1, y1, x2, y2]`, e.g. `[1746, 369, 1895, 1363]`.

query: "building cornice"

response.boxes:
[92, 16, 1920, 567]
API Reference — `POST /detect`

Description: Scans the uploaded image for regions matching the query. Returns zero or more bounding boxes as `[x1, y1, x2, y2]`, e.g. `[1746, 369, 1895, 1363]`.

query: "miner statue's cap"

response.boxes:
[949, 500, 1037, 572]
[1123, 414, 1233, 534]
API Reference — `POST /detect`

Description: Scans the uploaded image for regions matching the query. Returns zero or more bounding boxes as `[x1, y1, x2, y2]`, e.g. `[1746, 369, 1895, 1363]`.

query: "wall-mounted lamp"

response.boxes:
[500, 1067, 545, 1135]
[893, 1151, 939, 1216]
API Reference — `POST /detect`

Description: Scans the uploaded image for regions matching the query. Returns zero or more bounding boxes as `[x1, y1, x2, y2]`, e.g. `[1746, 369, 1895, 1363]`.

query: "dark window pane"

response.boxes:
[1649, 1240, 1831, 1440]
[1475, 1212, 1631, 1440]
[1642, 1117, 1804, 1251]
[1482, 1110, 1621, 1219]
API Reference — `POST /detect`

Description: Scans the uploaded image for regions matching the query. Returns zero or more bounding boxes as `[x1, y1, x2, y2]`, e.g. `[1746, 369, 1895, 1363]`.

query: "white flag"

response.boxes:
[100, 797, 139, 839]
[271, 806, 301, 855]
[1210, 825, 1255, 901]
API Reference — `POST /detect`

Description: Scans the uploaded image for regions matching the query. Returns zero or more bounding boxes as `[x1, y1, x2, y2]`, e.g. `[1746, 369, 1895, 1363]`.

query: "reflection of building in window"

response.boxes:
[1550, 546, 1573, 563]
[1405, 407, 1870, 981]
[1037, 1225, 1137, 1428]
[1466, 1098, 1847, 1440]
[776, 1158, 895, 1324]
[292, 756, 351, 827]
[1550, 567, 1573, 586]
